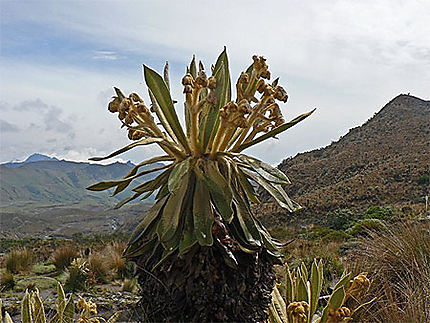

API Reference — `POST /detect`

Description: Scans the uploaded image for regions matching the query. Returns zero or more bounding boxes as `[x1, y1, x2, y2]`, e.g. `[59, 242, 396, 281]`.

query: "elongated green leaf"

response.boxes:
[148, 89, 178, 144]
[228, 219, 261, 252]
[213, 47, 231, 107]
[259, 227, 282, 258]
[143, 65, 189, 151]
[203, 48, 231, 150]
[124, 237, 158, 259]
[113, 163, 169, 196]
[232, 191, 261, 246]
[33, 290, 46, 323]
[57, 282, 66, 315]
[272, 285, 288, 322]
[87, 163, 168, 193]
[155, 183, 170, 200]
[21, 290, 32, 323]
[310, 260, 322, 320]
[62, 297, 74, 323]
[297, 272, 308, 302]
[333, 272, 352, 291]
[124, 155, 174, 179]
[157, 173, 190, 242]
[245, 171, 297, 212]
[198, 98, 216, 150]
[160, 219, 183, 251]
[87, 180, 125, 191]
[193, 178, 214, 246]
[133, 168, 172, 193]
[152, 245, 178, 270]
[145, 242, 164, 268]
[236, 109, 315, 152]
[128, 196, 168, 246]
[179, 230, 198, 257]
[320, 286, 346, 323]
[301, 262, 309, 280]
[285, 265, 294, 305]
[163, 61, 170, 90]
[4, 312, 13, 323]
[89, 137, 164, 161]
[235, 167, 260, 204]
[168, 158, 191, 193]
[318, 259, 324, 292]
[268, 300, 284, 323]
[199, 160, 233, 223]
[328, 286, 345, 310]
[237, 154, 290, 184]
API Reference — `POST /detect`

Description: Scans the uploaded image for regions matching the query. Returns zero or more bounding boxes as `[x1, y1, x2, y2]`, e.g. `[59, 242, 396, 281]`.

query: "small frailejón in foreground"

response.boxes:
[87, 48, 314, 322]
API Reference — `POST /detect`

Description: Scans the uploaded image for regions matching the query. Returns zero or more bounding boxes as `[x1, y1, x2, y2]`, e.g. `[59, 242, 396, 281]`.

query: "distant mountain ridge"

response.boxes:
[3, 153, 59, 168]
[257, 94, 430, 218]
[0, 154, 159, 206]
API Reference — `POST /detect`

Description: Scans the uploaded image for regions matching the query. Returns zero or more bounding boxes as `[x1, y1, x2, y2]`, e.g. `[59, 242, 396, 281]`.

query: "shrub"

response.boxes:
[52, 245, 79, 271]
[350, 221, 430, 322]
[64, 258, 90, 292]
[304, 226, 351, 242]
[364, 206, 395, 221]
[417, 173, 429, 185]
[0, 270, 15, 291]
[5, 247, 34, 273]
[323, 209, 358, 231]
[346, 218, 386, 237]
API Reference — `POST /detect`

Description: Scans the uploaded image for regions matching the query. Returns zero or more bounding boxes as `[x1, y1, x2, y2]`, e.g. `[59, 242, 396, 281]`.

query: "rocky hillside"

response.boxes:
[258, 94, 430, 218]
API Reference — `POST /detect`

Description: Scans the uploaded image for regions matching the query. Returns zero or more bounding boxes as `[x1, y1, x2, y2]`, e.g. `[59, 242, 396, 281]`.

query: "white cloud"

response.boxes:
[92, 50, 118, 60]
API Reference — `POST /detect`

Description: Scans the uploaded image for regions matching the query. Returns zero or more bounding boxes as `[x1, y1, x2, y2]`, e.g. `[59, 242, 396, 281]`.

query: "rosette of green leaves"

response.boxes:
[87, 49, 313, 268]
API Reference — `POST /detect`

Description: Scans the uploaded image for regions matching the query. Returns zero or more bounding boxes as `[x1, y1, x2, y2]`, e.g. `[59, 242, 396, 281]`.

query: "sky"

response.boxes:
[1, 0, 429, 165]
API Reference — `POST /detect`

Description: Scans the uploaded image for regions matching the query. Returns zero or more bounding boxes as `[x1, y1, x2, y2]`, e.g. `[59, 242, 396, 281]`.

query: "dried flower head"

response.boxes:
[327, 306, 351, 322]
[287, 301, 309, 323]
[347, 272, 370, 299]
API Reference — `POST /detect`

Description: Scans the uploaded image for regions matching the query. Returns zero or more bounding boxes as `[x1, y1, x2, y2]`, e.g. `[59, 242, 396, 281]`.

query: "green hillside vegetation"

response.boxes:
[0, 160, 161, 205]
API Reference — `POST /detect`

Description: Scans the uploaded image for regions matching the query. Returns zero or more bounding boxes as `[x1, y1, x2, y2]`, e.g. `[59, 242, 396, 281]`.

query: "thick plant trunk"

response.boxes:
[135, 243, 276, 322]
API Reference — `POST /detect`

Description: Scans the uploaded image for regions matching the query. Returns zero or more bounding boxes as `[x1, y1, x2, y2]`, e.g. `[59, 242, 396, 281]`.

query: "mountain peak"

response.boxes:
[261, 94, 430, 217]
[24, 153, 59, 163]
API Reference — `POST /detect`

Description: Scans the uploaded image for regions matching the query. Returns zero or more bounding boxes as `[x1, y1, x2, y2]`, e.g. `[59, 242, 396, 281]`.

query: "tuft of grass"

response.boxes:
[121, 278, 139, 293]
[350, 220, 430, 322]
[0, 270, 15, 291]
[104, 242, 127, 279]
[5, 247, 35, 273]
[52, 245, 79, 271]
[88, 252, 109, 283]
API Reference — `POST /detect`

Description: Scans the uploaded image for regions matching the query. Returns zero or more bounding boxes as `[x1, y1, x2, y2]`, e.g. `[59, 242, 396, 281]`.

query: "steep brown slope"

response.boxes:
[258, 94, 429, 218]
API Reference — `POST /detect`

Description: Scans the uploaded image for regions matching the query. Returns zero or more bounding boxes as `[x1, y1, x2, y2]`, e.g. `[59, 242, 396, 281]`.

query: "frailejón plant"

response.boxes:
[267, 260, 374, 323]
[0, 282, 120, 323]
[87, 48, 314, 321]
